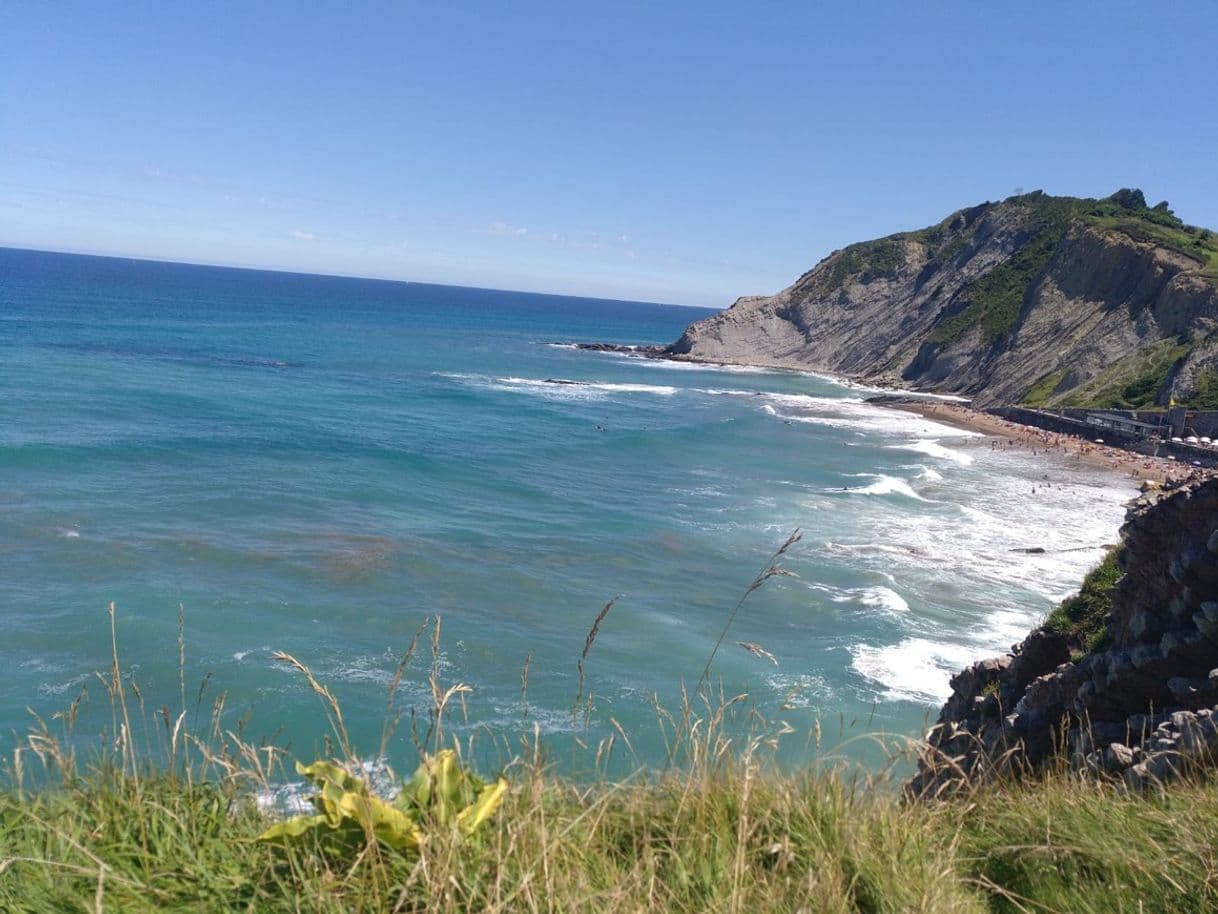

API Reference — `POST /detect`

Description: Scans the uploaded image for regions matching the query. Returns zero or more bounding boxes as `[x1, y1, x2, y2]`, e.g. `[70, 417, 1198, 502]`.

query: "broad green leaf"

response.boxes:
[398, 760, 431, 811]
[257, 813, 328, 843]
[432, 751, 461, 824]
[297, 759, 354, 790]
[262, 755, 505, 857]
[456, 777, 508, 836]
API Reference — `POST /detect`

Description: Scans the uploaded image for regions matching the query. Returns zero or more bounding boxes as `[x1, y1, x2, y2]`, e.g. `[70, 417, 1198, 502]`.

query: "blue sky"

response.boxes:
[3, 1, 1216, 306]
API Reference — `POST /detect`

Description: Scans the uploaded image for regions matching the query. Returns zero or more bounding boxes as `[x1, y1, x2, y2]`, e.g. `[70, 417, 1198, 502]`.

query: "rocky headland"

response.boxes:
[653, 189, 1218, 408]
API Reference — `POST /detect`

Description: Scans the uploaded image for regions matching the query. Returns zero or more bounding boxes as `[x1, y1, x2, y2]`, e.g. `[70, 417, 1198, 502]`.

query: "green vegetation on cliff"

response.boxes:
[928, 190, 1217, 350]
[1187, 369, 1218, 409]
[827, 237, 907, 287]
[1054, 339, 1192, 409]
[1020, 369, 1066, 407]
[931, 197, 1075, 346]
[1044, 548, 1123, 653]
[1082, 191, 1218, 280]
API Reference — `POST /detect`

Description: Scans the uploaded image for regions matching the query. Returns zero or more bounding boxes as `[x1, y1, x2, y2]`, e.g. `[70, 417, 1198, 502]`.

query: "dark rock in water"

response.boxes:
[571, 342, 667, 357]
[908, 477, 1218, 798]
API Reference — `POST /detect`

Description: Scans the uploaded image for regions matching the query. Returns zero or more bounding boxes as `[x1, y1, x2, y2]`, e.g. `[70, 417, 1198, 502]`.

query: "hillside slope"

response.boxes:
[669, 190, 1218, 407]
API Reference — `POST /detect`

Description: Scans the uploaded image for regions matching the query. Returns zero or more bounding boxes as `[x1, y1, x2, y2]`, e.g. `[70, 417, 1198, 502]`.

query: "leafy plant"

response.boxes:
[257, 751, 507, 854]
[396, 749, 508, 835]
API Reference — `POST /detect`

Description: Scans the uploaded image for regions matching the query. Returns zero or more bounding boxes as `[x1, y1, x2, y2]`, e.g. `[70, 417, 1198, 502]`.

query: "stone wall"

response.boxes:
[988, 406, 1218, 467]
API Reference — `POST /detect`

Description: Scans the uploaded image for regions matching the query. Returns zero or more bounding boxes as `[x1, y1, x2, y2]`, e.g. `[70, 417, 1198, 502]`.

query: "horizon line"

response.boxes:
[0, 243, 718, 312]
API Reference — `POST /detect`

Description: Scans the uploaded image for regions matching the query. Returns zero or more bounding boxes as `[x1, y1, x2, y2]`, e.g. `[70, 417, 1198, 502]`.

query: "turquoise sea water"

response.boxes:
[1, 247, 1135, 774]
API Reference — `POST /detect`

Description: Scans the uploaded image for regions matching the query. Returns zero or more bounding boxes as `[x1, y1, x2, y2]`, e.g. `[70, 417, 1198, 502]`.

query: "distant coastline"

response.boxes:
[573, 340, 1212, 487]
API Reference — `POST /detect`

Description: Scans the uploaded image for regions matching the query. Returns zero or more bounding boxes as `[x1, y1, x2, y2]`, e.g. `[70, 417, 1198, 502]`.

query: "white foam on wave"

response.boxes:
[856, 586, 910, 614]
[483, 702, 588, 734]
[442, 371, 602, 401]
[829, 444, 1138, 704]
[37, 673, 90, 697]
[823, 541, 926, 558]
[764, 671, 834, 707]
[587, 381, 678, 395]
[888, 438, 974, 465]
[495, 377, 678, 397]
[255, 759, 399, 819]
[745, 392, 982, 439]
[820, 584, 910, 614]
[440, 371, 677, 400]
[849, 638, 986, 703]
[625, 354, 894, 397]
[841, 474, 929, 501]
[613, 354, 776, 375]
[697, 386, 772, 397]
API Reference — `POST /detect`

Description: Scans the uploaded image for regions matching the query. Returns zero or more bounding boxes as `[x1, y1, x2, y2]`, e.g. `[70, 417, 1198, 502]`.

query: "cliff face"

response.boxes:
[909, 476, 1218, 797]
[669, 191, 1218, 407]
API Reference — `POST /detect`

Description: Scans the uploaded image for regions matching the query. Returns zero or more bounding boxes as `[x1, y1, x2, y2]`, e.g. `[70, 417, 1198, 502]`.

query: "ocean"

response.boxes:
[0, 247, 1135, 774]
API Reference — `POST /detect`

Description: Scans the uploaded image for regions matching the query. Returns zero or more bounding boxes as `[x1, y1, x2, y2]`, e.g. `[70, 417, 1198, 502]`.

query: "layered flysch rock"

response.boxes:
[666, 190, 1218, 407]
[909, 476, 1218, 797]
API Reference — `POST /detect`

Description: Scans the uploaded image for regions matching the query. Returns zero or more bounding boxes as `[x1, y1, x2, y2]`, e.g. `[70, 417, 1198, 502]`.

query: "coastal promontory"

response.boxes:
[665, 189, 1218, 408]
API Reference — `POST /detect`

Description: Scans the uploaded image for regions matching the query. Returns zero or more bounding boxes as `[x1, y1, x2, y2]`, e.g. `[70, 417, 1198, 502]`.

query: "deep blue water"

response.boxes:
[0, 247, 1135, 775]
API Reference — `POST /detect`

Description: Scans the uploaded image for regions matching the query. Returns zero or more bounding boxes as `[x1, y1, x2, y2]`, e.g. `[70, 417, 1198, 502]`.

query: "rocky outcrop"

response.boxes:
[664, 191, 1218, 407]
[909, 476, 1218, 797]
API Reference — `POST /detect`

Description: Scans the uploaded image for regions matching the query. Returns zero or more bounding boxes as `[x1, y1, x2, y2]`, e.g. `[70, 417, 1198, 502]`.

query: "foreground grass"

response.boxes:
[7, 557, 1217, 912]
[4, 761, 1218, 913]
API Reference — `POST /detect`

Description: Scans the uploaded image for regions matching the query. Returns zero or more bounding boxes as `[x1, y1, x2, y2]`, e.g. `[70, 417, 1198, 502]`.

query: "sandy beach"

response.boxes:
[887, 400, 1210, 486]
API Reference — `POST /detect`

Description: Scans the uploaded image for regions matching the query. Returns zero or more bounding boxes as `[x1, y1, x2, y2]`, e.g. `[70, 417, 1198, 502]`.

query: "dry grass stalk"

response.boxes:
[574, 596, 619, 713]
[520, 652, 532, 718]
[270, 651, 353, 760]
[737, 641, 778, 665]
[695, 529, 801, 698]
[378, 616, 430, 759]
[105, 603, 137, 778]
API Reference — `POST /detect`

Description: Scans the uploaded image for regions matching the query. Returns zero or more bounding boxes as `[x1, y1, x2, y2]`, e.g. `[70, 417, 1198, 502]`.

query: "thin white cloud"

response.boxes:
[484, 221, 528, 237]
[288, 229, 316, 241]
